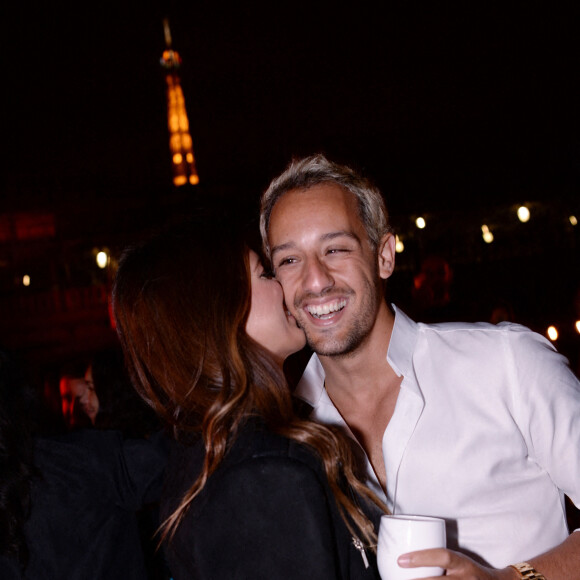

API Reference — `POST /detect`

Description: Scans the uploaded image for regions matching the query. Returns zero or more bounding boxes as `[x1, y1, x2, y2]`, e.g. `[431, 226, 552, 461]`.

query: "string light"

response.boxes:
[22, 275, 31, 287]
[481, 224, 494, 243]
[517, 206, 530, 223]
[96, 251, 109, 269]
[546, 326, 558, 341]
[395, 235, 405, 253]
[388, 203, 577, 253]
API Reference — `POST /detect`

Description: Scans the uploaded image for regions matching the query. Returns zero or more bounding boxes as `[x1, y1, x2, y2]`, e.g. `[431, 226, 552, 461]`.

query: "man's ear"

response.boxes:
[377, 233, 396, 280]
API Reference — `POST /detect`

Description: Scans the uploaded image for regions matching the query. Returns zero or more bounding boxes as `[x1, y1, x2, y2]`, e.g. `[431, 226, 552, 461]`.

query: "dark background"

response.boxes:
[1, 2, 579, 378]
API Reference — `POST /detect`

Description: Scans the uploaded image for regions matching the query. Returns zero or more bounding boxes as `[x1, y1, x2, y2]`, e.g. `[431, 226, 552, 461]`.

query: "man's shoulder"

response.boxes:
[412, 319, 561, 372]
[417, 318, 537, 341]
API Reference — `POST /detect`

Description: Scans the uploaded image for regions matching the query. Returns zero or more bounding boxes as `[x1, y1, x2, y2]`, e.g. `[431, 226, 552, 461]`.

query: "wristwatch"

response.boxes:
[509, 562, 546, 579]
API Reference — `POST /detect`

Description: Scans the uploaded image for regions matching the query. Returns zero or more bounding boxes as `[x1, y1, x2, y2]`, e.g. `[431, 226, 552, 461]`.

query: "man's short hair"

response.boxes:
[260, 154, 391, 259]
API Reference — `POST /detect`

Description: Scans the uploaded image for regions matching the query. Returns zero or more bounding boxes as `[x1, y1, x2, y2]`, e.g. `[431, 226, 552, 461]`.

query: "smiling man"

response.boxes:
[269, 182, 390, 357]
[260, 154, 580, 580]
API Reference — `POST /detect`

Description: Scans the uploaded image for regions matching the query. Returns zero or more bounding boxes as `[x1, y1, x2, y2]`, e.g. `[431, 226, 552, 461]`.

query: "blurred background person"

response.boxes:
[488, 297, 516, 325]
[0, 342, 169, 580]
[75, 344, 169, 578]
[79, 345, 160, 438]
[410, 254, 458, 322]
[57, 359, 89, 431]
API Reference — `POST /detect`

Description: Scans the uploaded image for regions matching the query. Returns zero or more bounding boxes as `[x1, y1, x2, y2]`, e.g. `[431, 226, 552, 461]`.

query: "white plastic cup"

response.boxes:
[377, 514, 446, 579]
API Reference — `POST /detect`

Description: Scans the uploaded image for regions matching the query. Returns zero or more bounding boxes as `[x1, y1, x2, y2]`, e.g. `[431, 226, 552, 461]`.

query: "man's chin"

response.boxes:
[304, 333, 350, 358]
[303, 324, 371, 359]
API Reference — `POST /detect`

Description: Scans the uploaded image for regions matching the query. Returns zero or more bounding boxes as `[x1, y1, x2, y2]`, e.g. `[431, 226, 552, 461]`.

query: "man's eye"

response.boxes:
[277, 257, 296, 267]
[327, 248, 350, 255]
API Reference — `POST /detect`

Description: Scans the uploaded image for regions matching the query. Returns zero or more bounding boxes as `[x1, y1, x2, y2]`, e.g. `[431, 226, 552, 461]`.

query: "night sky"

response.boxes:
[4, 3, 580, 215]
[1, 2, 580, 371]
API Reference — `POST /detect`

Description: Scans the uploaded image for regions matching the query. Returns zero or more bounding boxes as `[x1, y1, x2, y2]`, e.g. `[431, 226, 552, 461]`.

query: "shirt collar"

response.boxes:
[294, 304, 419, 408]
[387, 305, 419, 379]
[294, 353, 326, 408]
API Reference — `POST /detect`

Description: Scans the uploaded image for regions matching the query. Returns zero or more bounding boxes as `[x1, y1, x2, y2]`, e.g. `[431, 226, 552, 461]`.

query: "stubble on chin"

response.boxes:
[299, 280, 381, 359]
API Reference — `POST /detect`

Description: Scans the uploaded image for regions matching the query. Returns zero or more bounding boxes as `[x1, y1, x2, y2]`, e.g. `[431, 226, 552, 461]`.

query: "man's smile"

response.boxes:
[303, 298, 347, 320]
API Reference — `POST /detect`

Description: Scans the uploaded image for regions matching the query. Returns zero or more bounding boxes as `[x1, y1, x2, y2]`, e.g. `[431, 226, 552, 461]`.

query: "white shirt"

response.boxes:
[295, 306, 580, 568]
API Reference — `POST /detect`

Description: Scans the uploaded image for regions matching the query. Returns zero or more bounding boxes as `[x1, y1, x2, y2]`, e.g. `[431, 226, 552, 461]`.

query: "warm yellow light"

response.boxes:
[175, 86, 184, 102]
[22, 274, 31, 287]
[96, 251, 109, 269]
[517, 206, 530, 223]
[170, 134, 182, 152]
[415, 217, 426, 229]
[481, 224, 494, 243]
[168, 113, 180, 133]
[570, 215, 578, 226]
[546, 326, 558, 341]
[179, 116, 189, 132]
[164, 54, 198, 188]
[395, 235, 404, 253]
[575, 320, 580, 334]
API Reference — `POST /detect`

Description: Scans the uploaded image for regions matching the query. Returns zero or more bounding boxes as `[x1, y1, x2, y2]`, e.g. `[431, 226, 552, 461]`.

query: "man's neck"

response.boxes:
[317, 302, 400, 494]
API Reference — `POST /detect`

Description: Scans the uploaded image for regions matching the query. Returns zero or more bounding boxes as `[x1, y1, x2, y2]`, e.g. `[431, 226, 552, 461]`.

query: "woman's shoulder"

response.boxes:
[168, 424, 335, 536]
[168, 421, 323, 483]
[223, 421, 325, 478]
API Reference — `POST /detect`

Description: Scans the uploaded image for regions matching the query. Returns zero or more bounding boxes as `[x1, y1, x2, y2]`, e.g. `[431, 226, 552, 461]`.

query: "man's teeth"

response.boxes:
[306, 300, 346, 319]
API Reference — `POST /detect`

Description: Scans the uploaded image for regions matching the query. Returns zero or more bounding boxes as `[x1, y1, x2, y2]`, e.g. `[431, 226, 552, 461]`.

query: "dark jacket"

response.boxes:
[24, 429, 168, 579]
[162, 422, 382, 579]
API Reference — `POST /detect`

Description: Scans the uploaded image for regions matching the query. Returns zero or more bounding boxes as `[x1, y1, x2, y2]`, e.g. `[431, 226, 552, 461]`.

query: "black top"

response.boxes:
[24, 429, 168, 580]
[162, 423, 382, 579]
[0, 556, 21, 580]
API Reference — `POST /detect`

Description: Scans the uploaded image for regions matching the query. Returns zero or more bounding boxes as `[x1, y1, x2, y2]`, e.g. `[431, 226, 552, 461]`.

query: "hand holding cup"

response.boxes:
[377, 515, 446, 579]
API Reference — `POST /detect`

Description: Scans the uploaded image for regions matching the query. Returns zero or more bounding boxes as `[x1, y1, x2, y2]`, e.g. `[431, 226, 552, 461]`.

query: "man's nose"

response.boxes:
[302, 256, 334, 294]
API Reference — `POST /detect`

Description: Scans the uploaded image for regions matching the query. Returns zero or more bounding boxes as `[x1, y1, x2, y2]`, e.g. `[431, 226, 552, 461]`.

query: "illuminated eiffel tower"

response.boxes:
[160, 19, 199, 187]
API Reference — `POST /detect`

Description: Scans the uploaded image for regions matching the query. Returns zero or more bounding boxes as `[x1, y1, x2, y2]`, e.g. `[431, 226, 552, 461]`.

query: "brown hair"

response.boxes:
[112, 217, 385, 546]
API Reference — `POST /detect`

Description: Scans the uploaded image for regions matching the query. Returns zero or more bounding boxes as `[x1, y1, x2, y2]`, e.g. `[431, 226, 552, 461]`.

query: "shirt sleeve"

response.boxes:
[190, 455, 344, 579]
[507, 325, 580, 507]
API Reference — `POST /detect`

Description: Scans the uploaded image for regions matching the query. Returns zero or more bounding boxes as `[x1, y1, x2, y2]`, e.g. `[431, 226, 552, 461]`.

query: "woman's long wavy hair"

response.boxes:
[112, 217, 386, 548]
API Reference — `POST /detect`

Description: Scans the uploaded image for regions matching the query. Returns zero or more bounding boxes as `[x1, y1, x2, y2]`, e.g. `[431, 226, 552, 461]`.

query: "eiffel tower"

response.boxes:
[160, 19, 199, 187]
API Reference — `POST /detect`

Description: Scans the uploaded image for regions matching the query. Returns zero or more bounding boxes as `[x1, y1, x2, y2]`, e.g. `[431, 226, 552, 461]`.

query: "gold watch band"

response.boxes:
[509, 562, 547, 580]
